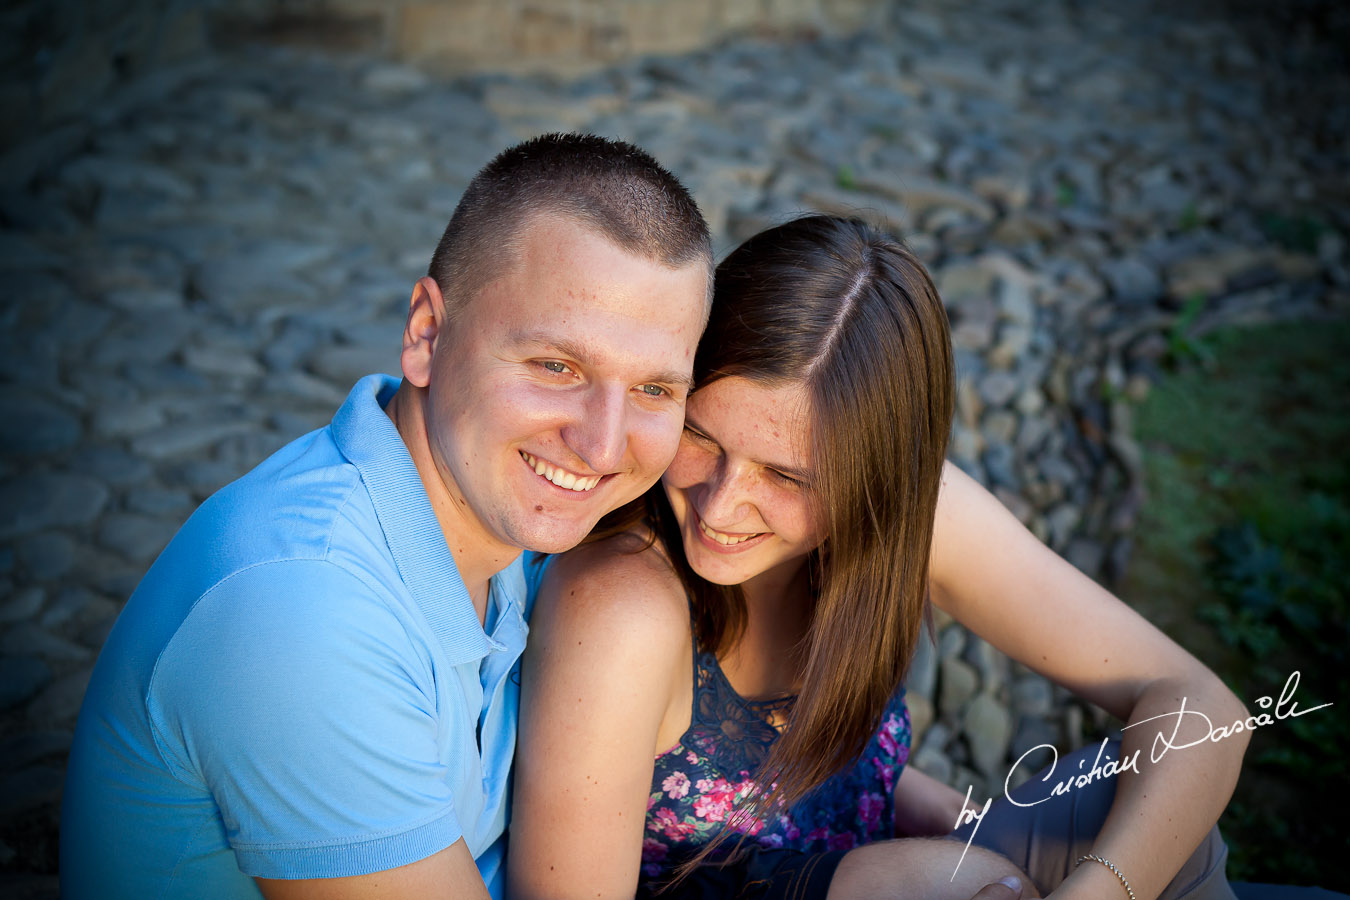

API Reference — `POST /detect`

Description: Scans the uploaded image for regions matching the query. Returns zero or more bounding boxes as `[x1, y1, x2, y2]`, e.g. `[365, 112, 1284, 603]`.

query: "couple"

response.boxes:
[61, 133, 1245, 900]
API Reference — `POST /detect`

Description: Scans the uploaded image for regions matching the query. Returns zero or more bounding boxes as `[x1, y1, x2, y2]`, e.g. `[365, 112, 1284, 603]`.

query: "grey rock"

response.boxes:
[907, 692, 934, 749]
[0, 474, 110, 541]
[982, 442, 1017, 489]
[963, 636, 1009, 696]
[963, 693, 1013, 779]
[130, 421, 254, 461]
[0, 764, 65, 819]
[910, 744, 952, 785]
[14, 532, 76, 581]
[183, 344, 266, 379]
[97, 513, 178, 563]
[308, 343, 402, 384]
[0, 732, 70, 772]
[69, 447, 153, 486]
[938, 624, 966, 661]
[1011, 675, 1054, 718]
[0, 396, 81, 455]
[939, 657, 979, 716]
[1100, 257, 1162, 306]
[1066, 538, 1105, 578]
[91, 403, 168, 440]
[163, 459, 240, 497]
[0, 588, 45, 626]
[40, 586, 116, 631]
[907, 626, 938, 700]
[978, 371, 1019, 407]
[27, 664, 94, 724]
[0, 657, 53, 710]
[126, 488, 194, 517]
[0, 623, 93, 662]
[102, 288, 185, 312]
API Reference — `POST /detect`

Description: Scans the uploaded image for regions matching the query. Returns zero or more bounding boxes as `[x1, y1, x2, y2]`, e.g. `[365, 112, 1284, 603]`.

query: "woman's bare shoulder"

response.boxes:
[534, 530, 690, 649]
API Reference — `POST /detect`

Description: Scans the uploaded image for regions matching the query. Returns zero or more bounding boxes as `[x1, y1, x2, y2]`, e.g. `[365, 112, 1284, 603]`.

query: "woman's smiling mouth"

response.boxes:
[697, 517, 765, 546]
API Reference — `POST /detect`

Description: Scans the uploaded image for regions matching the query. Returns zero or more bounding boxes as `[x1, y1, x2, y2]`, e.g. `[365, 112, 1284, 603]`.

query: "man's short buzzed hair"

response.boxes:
[428, 133, 713, 317]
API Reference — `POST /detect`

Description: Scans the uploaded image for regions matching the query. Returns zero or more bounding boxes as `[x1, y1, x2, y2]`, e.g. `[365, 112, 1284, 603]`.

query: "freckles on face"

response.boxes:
[663, 377, 822, 585]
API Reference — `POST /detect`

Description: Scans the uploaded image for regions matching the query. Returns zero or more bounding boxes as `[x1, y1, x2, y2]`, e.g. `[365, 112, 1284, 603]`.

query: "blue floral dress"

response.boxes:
[641, 645, 911, 881]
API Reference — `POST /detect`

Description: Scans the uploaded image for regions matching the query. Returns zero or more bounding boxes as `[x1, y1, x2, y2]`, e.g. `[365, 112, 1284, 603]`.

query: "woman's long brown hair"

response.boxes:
[590, 215, 955, 877]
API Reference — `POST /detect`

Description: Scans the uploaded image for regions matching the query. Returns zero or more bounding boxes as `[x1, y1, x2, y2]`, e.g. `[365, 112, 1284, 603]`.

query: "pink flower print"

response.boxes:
[828, 832, 857, 852]
[686, 750, 699, 765]
[878, 718, 901, 758]
[758, 833, 785, 849]
[651, 808, 680, 832]
[876, 757, 896, 795]
[662, 771, 691, 799]
[806, 826, 830, 845]
[782, 820, 801, 842]
[693, 793, 730, 822]
[695, 777, 716, 793]
[641, 837, 669, 862]
[665, 818, 698, 840]
[858, 791, 886, 829]
[647, 794, 659, 811]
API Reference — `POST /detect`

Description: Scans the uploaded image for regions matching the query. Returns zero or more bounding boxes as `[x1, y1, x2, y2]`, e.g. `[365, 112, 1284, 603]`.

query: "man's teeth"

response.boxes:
[521, 452, 601, 492]
[699, 518, 758, 545]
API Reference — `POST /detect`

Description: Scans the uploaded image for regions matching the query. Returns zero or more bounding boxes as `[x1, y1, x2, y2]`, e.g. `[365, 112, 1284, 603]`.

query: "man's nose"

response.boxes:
[562, 384, 628, 474]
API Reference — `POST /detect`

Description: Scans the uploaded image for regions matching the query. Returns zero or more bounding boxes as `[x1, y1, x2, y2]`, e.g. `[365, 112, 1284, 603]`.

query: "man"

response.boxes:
[61, 133, 713, 899]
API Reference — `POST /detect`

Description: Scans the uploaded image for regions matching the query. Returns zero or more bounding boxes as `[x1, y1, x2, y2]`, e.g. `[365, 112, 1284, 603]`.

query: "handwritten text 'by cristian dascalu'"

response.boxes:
[948, 669, 1333, 880]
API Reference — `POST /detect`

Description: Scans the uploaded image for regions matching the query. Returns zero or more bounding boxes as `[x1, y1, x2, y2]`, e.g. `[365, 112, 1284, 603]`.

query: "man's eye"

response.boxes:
[640, 384, 667, 397]
[541, 361, 570, 374]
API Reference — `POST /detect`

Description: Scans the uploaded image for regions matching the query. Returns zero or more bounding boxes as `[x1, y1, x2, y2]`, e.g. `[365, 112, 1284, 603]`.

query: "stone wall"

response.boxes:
[210, 0, 885, 73]
[1, 0, 888, 164]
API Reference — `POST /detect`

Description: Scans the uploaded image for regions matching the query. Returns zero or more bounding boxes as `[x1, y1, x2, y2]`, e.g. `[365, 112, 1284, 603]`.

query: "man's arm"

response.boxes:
[257, 840, 491, 900]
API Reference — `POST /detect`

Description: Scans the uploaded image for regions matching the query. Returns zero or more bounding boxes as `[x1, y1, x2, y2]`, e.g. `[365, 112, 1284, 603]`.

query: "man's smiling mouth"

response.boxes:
[521, 451, 602, 492]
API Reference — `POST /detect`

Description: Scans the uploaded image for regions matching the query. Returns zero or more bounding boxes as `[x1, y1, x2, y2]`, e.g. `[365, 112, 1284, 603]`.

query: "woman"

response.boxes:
[509, 216, 1247, 900]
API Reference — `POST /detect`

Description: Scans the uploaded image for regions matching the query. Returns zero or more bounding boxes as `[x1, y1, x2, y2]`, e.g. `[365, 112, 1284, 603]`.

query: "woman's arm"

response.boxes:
[928, 462, 1249, 900]
[892, 764, 975, 837]
[507, 541, 692, 900]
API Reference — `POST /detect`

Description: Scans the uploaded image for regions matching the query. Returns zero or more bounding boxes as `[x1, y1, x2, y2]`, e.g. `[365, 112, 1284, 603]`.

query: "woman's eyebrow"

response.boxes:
[684, 414, 812, 482]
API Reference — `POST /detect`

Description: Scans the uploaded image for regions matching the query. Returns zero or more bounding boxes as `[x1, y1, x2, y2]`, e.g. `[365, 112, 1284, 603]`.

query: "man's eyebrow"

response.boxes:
[510, 331, 694, 390]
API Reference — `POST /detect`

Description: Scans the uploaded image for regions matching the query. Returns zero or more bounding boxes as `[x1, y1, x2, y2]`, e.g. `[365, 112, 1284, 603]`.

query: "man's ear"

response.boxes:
[400, 276, 446, 388]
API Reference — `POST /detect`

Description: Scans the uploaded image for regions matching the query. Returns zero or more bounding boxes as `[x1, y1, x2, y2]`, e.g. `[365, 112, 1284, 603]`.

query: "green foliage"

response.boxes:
[1166, 292, 1214, 366]
[1178, 202, 1203, 232]
[835, 164, 857, 190]
[1055, 180, 1076, 207]
[1121, 319, 1350, 890]
[1259, 212, 1333, 254]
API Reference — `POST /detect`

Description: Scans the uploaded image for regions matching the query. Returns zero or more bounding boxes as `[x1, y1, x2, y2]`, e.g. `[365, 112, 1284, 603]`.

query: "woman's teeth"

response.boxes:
[521, 452, 601, 492]
[699, 518, 758, 545]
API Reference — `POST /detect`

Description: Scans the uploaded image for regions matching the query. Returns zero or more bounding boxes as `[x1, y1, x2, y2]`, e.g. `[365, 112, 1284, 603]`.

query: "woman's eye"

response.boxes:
[770, 470, 805, 489]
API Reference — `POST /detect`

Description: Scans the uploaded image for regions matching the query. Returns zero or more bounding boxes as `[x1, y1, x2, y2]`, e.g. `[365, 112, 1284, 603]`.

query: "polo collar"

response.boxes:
[331, 374, 522, 666]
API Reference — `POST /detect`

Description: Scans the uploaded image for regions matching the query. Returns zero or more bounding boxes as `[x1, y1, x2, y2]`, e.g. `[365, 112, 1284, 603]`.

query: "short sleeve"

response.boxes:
[147, 559, 463, 879]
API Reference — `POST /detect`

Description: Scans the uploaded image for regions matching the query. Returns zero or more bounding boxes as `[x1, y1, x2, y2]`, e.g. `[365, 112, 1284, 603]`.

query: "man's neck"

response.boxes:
[385, 382, 519, 625]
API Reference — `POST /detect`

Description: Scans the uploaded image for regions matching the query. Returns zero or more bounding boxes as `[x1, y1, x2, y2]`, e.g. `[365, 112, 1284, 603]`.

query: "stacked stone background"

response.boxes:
[1, 0, 1347, 893]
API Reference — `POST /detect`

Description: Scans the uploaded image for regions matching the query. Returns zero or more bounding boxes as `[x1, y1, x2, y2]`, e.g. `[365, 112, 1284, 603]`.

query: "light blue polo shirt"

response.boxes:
[62, 374, 527, 899]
